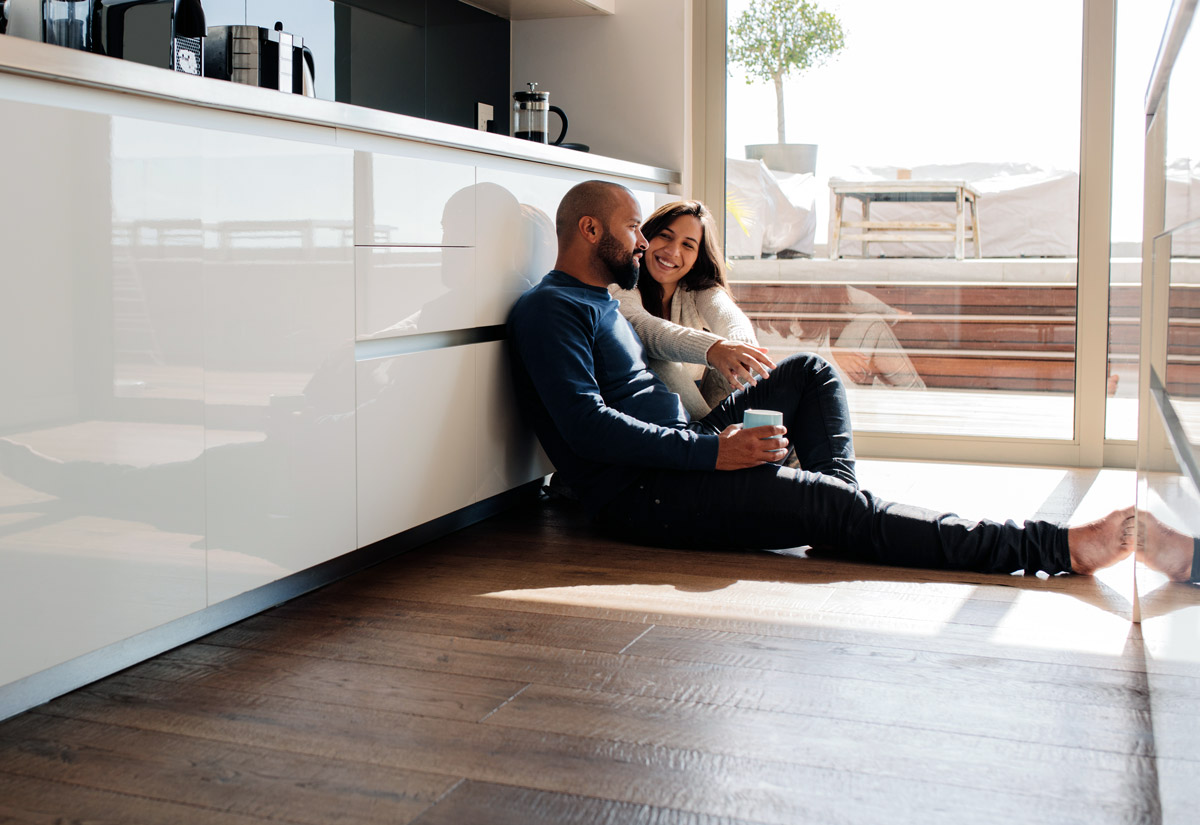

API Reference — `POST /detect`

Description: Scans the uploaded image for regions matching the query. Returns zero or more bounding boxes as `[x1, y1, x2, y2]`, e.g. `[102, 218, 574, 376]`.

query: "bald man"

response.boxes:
[507, 180, 1134, 577]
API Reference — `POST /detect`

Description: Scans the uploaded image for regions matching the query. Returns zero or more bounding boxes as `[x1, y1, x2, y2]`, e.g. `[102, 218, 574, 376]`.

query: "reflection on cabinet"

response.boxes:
[202, 129, 357, 603]
[357, 346, 479, 547]
[475, 340, 552, 501]
[354, 147, 476, 246]
[0, 102, 208, 687]
[0, 66, 672, 716]
[356, 246, 477, 338]
[356, 340, 552, 549]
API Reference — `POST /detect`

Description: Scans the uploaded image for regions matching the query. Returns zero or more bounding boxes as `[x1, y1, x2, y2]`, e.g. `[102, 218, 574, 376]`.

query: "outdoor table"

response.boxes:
[829, 179, 982, 260]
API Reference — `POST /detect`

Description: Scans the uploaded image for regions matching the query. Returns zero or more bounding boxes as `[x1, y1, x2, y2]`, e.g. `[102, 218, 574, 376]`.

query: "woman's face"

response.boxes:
[643, 214, 703, 290]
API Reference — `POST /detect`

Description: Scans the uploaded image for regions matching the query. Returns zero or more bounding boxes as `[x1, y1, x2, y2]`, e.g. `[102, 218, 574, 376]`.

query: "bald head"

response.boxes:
[555, 180, 633, 242]
[551, 180, 647, 290]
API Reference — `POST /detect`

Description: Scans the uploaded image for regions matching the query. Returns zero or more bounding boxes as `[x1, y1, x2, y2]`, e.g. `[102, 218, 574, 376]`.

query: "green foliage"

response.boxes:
[729, 0, 846, 86]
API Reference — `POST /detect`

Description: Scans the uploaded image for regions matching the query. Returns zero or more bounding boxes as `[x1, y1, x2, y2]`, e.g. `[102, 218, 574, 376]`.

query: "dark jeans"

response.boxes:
[596, 353, 1071, 575]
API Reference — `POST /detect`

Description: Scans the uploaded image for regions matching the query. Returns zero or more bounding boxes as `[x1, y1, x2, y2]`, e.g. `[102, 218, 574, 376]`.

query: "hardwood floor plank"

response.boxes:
[0, 713, 454, 825]
[265, 589, 651, 655]
[349, 552, 1140, 660]
[191, 615, 1153, 754]
[316, 568, 1147, 675]
[410, 780, 775, 825]
[121, 643, 525, 722]
[0, 770, 274, 825]
[275, 555, 1146, 678]
[481, 683, 1156, 810]
[29, 675, 1138, 825]
[620, 624, 1148, 713]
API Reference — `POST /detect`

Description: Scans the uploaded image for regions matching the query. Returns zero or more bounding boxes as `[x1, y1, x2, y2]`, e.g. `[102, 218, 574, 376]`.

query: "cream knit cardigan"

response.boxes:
[610, 284, 758, 419]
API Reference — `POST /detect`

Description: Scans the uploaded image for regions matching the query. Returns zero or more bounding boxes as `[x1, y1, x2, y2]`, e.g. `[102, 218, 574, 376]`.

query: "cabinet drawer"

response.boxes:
[355, 150, 476, 246]
[357, 346, 477, 547]
[356, 246, 476, 339]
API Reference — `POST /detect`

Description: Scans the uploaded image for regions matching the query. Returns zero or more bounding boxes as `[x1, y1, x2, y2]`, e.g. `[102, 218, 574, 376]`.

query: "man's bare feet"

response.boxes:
[1068, 506, 1136, 575]
[1137, 511, 1196, 582]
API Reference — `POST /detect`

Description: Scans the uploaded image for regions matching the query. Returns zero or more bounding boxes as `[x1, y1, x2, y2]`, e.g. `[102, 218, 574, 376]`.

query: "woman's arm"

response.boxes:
[610, 286, 720, 365]
[693, 287, 758, 346]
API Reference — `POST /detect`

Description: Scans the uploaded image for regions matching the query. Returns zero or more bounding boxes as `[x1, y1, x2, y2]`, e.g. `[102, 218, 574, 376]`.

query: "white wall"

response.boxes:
[511, 0, 691, 177]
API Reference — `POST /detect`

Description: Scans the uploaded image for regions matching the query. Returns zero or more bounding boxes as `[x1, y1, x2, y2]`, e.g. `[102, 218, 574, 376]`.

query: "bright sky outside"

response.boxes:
[725, 0, 1177, 244]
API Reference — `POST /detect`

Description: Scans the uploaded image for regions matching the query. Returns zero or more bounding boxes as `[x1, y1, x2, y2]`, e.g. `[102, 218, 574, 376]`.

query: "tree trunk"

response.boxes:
[774, 73, 786, 144]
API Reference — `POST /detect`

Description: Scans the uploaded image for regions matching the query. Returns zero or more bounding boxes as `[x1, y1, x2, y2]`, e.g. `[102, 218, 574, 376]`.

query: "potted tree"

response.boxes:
[730, 0, 846, 174]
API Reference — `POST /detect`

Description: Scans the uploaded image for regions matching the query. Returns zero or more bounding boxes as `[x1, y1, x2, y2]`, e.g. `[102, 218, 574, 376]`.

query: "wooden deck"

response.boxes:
[730, 280, 1200, 395]
[0, 461, 1196, 824]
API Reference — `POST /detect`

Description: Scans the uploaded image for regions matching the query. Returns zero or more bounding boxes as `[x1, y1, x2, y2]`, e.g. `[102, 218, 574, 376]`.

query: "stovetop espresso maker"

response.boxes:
[512, 82, 567, 146]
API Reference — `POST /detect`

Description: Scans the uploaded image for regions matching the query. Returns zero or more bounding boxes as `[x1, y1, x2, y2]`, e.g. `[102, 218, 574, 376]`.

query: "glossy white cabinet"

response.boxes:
[0, 101, 208, 686]
[356, 340, 551, 549]
[474, 160, 661, 326]
[357, 346, 478, 548]
[356, 246, 477, 339]
[0, 66, 672, 704]
[475, 341, 553, 501]
[354, 148, 476, 246]
[202, 129, 357, 605]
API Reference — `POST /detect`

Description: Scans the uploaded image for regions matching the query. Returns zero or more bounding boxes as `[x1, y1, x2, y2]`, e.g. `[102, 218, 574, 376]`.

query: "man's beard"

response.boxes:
[597, 230, 640, 290]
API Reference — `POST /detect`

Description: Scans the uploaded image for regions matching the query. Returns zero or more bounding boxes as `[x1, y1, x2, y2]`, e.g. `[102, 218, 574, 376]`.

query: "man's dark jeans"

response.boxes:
[595, 353, 1071, 575]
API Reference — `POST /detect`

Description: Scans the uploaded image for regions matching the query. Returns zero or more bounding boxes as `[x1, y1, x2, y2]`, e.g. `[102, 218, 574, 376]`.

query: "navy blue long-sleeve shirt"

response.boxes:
[508, 270, 720, 513]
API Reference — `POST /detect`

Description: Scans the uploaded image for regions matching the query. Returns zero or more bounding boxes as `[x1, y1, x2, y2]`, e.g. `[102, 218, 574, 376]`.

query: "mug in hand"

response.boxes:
[743, 409, 783, 430]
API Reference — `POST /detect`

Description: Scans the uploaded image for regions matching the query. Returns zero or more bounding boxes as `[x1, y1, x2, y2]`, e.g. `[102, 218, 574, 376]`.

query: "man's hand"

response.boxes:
[715, 423, 789, 470]
[706, 340, 777, 388]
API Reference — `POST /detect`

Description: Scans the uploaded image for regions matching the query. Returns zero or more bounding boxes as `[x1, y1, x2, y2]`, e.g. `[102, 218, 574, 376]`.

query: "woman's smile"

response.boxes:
[645, 214, 703, 288]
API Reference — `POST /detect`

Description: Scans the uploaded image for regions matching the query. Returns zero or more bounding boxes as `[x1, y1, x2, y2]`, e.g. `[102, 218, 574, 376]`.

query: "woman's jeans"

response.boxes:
[596, 353, 1070, 575]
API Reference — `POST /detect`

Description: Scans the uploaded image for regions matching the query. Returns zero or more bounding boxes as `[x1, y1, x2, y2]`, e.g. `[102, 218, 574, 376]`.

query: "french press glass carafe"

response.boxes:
[513, 82, 567, 145]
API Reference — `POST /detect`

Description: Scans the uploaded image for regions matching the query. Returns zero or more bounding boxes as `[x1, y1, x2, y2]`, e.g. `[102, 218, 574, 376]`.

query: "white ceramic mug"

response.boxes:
[743, 409, 783, 429]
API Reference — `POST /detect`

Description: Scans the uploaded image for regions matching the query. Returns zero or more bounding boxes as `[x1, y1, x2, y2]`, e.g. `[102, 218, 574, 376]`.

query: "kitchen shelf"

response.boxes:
[464, 0, 614, 20]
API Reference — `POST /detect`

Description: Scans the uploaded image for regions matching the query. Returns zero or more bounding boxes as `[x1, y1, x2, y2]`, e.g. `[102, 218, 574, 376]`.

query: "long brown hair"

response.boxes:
[638, 200, 726, 319]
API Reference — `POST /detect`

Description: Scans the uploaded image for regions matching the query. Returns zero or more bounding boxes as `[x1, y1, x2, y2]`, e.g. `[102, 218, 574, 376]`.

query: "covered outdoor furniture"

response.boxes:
[829, 179, 981, 260]
[826, 163, 1081, 258]
[725, 157, 817, 258]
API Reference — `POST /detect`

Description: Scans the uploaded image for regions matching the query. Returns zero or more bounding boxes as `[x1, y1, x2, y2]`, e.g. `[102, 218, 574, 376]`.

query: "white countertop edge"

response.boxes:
[0, 35, 680, 186]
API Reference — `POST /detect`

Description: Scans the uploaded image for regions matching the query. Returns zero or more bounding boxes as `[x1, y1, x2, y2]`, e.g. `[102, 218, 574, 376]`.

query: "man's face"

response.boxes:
[597, 194, 648, 290]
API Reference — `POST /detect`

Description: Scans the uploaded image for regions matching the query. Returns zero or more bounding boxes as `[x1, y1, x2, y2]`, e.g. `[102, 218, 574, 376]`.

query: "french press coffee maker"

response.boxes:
[513, 82, 568, 146]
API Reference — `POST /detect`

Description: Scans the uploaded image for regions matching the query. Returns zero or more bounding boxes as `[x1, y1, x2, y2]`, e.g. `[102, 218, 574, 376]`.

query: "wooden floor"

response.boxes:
[0, 461, 1196, 824]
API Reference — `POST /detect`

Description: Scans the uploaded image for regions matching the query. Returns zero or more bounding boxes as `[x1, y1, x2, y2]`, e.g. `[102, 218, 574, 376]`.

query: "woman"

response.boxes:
[614, 200, 924, 421]
[611, 200, 775, 419]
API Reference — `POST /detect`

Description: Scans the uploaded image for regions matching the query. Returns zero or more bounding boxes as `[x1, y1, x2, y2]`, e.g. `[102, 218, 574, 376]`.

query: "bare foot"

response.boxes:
[1137, 511, 1196, 582]
[1068, 506, 1136, 575]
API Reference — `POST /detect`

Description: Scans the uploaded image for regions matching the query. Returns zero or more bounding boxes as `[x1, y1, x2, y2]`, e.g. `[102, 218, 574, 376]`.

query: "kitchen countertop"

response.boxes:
[0, 35, 679, 186]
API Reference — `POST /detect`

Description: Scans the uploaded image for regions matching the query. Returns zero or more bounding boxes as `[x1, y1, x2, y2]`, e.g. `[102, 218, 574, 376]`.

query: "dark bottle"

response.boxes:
[172, 0, 205, 75]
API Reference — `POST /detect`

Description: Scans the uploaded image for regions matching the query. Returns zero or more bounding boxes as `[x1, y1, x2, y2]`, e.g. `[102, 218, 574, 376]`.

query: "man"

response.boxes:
[508, 180, 1133, 576]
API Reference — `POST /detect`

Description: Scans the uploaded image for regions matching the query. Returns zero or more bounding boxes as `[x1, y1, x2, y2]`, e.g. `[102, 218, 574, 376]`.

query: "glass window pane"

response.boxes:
[1106, 0, 1177, 442]
[725, 0, 1082, 439]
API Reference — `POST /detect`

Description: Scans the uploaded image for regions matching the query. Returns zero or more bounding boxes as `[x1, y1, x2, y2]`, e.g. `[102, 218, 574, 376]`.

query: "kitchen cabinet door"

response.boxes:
[474, 340, 551, 502]
[0, 102, 208, 686]
[356, 345, 478, 548]
[356, 245, 476, 339]
[354, 145, 476, 246]
[202, 127, 357, 605]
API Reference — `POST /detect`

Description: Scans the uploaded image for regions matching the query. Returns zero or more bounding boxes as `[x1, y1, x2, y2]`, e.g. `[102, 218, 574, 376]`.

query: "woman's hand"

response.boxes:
[832, 350, 872, 384]
[706, 340, 776, 388]
[714, 423, 788, 470]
